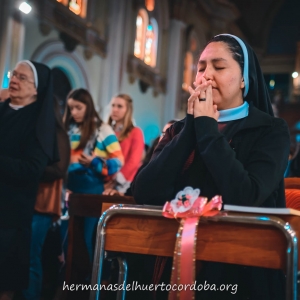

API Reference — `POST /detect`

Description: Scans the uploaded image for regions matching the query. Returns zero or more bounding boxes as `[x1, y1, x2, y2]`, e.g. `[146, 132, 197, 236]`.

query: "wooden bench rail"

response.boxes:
[62, 194, 135, 300]
[285, 177, 300, 189]
[68, 193, 135, 217]
[90, 204, 299, 300]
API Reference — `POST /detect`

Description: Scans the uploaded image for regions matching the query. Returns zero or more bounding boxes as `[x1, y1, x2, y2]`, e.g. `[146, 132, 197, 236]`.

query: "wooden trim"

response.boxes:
[285, 177, 300, 189]
[103, 211, 300, 271]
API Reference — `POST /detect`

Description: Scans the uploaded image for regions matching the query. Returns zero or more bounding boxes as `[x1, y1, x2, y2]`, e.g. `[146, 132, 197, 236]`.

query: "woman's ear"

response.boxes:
[241, 77, 245, 89]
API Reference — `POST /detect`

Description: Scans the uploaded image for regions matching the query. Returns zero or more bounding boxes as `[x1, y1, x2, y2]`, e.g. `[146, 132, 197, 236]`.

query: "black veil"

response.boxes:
[216, 34, 274, 116]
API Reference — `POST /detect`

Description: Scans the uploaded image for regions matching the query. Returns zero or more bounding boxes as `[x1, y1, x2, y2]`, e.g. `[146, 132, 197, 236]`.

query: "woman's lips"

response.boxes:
[9, 86, 17, 91]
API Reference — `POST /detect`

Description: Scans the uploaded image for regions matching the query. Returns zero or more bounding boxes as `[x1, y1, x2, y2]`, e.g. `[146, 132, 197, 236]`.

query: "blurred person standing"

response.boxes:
[159, 119, 177, 142]
[103, 120, 176, 197]
[0, 61, 58, 299]
[104, 94, 144, 194]
[22, 97, 70, 300]
[64, 88, 123, 262]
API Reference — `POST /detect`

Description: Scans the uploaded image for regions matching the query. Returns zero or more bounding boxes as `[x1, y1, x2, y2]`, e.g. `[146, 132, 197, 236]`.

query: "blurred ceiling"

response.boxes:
[229, 0, 300, 54]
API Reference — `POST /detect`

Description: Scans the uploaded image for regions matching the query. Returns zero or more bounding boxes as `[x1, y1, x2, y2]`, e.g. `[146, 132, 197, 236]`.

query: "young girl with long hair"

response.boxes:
[104, 94, 144, 194]
[64, 88, 123, 261]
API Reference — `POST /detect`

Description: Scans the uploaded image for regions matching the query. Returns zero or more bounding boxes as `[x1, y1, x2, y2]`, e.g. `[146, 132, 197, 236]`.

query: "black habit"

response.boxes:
[0, 61, 58, 291]
[0, 101, 48, 290]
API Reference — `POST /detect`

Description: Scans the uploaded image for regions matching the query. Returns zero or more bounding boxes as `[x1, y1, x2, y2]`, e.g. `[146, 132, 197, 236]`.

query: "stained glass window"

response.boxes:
[145, 0, 155, 11]
[134, 9, 158, 67]
[182, 52, 193, 91]
[183, 36, 199, 90]
[57, 0, 68, 5]
[134, 13, 146, 59]
[57, 0, 87, 18]
[144, 24, 153, 65]
[69, 0, 82, 15]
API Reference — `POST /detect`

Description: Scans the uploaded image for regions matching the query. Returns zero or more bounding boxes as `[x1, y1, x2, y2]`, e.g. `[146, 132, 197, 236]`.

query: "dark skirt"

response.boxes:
[196, 261, 286, 300]
[117, 256, 286, 300]
[0, 228, 31, 291]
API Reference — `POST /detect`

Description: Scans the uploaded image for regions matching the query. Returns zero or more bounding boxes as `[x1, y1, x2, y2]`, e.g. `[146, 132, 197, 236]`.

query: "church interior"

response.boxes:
[1, 0, 300, 299]
[1, 0, 300, 144]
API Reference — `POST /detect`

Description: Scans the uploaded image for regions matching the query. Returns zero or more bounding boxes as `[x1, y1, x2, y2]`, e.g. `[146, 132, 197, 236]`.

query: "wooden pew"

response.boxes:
[285, 177, 300, 189]
[90, 204, 300, 300]
[284, 178, 300, 209]
[62, 194, 134, 300]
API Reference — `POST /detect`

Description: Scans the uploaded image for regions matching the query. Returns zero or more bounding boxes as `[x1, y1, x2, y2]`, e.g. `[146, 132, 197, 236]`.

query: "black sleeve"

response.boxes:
[194, 116, 290, 206]
[0, 137, 48, 183]
[40, 128, 70, 182]
[131, 114, 196, 205]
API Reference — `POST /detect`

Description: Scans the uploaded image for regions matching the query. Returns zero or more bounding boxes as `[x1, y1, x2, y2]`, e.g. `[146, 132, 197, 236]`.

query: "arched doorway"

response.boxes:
[31, 39, 90, 90]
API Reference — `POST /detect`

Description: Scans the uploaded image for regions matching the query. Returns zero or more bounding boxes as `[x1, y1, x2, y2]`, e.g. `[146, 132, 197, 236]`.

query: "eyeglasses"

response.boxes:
[11, 70, 35, 84]
[160, 131, 166, 137]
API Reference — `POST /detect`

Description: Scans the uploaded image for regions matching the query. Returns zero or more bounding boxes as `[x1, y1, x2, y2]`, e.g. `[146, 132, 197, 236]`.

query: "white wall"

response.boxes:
[105, 73, 165, 146]
[22, 6, 169, 146]
[23, 16, 105, 112]
[23, 17, 58, 60]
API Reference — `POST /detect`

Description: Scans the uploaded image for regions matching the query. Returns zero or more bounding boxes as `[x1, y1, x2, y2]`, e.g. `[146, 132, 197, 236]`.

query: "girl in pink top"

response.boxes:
[104, 94, 144, 194]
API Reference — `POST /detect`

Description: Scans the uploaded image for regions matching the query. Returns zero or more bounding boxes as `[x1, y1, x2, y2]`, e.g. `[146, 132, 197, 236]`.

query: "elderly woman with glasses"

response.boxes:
[0, 60, 58, 299]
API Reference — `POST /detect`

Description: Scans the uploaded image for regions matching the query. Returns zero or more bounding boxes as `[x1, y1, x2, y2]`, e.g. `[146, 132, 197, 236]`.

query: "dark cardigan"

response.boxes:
[132, 103, 290, 208]
[131, 103, 290, 300]
[0, 101, 48, 290]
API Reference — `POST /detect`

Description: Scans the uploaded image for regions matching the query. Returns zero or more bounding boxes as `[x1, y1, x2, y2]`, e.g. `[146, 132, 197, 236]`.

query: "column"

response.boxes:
[0, 0, 25, 88]
[98, 0, 127, 115]
[163, 19, 186, 124]
[292, 42, 300, 99]
[0, 0, 12, 87]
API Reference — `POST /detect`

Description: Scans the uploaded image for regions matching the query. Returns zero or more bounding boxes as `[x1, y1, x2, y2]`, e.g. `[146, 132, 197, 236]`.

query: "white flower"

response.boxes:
[169, 187, 200, 213]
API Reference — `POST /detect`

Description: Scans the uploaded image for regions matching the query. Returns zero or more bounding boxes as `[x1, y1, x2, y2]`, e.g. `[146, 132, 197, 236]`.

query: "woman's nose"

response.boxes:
[203, 68, 212, 80]
[10, 76, 18, 84]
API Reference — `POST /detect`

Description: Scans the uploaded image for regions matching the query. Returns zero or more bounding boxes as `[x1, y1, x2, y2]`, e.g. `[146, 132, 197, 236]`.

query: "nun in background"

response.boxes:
[0, 61, 58, 299]
[132, 34, 290, 299]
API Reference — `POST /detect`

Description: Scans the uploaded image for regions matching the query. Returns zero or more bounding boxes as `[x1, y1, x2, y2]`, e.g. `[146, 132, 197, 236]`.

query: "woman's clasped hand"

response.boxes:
[188, 78, 219, 120]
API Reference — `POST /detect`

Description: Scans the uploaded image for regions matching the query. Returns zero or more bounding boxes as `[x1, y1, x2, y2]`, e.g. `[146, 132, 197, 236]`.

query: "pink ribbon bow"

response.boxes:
[162, 187, 222, 300]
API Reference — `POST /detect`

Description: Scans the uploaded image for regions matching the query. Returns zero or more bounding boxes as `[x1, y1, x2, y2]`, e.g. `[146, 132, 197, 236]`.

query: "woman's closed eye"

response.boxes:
[214, 66, 225, 70]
